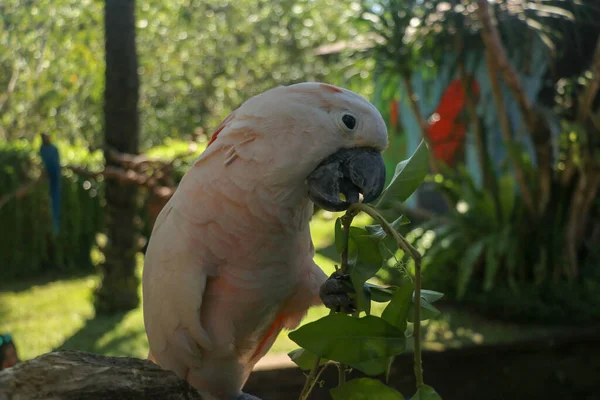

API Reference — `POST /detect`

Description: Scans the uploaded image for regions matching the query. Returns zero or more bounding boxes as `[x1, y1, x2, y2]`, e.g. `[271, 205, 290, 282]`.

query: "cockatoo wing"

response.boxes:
[143, 201, 215, 378]
[143, 108, 267, 380]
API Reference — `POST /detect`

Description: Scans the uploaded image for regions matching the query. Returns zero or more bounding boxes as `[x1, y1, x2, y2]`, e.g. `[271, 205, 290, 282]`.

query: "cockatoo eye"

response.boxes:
[341, 114, 357, 130]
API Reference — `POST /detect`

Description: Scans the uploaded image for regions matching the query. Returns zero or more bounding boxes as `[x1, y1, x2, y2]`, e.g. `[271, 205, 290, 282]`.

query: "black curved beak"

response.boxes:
[307, 147, 386, 212]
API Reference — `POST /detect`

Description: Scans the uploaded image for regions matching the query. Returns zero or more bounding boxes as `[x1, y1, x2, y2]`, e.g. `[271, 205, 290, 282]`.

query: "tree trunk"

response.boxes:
[95, 0, 140, 313]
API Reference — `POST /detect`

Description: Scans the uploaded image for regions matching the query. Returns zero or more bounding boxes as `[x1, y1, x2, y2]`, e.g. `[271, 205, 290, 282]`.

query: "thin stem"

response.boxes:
[299, 212, 356, 400]
[348, 203, 424, 388]
[300, 203, 427, 397]
[299, 362, 332, 400]
[299, 355, 322, 400]
[340, 213, 355, 275]
[299, 308, 337, 400]
[412, 258, 424, 389]
[335, 213, 356, 385]
[337, 363, 346, 387]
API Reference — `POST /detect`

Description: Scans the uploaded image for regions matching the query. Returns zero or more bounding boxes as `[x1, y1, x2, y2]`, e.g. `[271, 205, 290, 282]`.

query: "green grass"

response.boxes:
[0, 211, 561, 362]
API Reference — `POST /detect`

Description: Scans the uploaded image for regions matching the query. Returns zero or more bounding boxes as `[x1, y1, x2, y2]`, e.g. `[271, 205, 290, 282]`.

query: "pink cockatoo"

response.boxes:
[142, 82, 388, 400]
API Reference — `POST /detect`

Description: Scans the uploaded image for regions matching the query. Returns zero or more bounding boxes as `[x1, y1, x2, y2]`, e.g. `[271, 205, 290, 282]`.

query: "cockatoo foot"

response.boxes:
[319, 272, 356, 314]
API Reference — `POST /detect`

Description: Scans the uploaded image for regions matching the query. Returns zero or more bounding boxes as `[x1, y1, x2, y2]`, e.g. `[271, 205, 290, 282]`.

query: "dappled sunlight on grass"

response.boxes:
[0, 211, 561, 362]
[0, 275, 97, 360]
[58, 307, 148, 360]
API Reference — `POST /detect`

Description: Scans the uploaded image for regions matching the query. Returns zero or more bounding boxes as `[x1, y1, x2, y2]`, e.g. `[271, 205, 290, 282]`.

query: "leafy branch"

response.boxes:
[290, 141, 443, 400]
[298, 213, 356, 400]
[348, 202, 424, 387]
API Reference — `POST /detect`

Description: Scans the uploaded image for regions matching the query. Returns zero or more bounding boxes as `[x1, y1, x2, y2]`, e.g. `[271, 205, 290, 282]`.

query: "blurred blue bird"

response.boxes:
[39, 133, 61, 235]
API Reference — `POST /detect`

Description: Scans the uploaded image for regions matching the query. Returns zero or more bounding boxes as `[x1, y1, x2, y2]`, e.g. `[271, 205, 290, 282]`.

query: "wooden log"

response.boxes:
[0, 350, 203, 399]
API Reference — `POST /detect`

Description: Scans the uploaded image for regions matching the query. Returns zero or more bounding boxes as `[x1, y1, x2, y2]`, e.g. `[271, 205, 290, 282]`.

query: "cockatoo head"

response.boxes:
[204, 82, 388, 212]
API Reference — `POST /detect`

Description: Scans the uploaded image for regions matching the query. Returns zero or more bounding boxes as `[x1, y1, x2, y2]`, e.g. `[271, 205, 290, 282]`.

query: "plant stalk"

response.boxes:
[335, 212, 356, 385]
[340, 212, 355, 275]
[337, 363, 347, 386]
[299, 357, 321, 400]
[348, 203, 424, 388]
[299, 361, 330, 400]
[298, 212, 357, 400]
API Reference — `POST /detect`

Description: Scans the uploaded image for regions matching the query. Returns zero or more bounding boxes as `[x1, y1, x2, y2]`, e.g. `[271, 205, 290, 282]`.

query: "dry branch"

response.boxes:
[484, 49, 536, 215]
[562, 33, 600, 278]
[578, 36, 600, 123]
[401, 74, 441, 175]
[401, 74, 458, 209]
[477, 0, 535, 119]
[477, 0, 552, 216]
[564, 170, 600, 278]
[460, 70, 489, 185]
[457, 55, 503, 220]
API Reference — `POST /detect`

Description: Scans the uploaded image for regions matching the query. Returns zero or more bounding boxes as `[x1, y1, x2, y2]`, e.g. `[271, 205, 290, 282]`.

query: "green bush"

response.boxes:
[402, 167, 600, 325]
[0, 139, 104, 279]
[0, 138, 204, 281]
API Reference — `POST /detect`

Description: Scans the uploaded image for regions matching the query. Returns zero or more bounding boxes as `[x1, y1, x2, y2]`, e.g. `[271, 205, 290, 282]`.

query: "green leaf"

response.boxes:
[457, 240, 486, 299]
[287, 348, 327, 371]
[412, 384, 443, 400]
[421, 299, 441, 315]
[349, 227, 379, 256]
[366, 283, 398, 303]
[407, 297, 441, 322]
[479, 190, 498, 224]
[506, 235, 519, 293]
[365, 215, 410, 242]
[288, 314, 406, 366]
[534, 247, 548, 286]
[526, 3, 574, 20]
[498, 174, 516, 222]
[483, 237, 500, 292]
[382, 283, 414, 332]
[348, 236, 359, 267]
[331, 378, 405, 400]
[351, 356, 395, 377]
[375, 140, 429, 209]
[361, 283, 373, 316]
[349, 228, 384, 314]
[420, 289, 444, 304]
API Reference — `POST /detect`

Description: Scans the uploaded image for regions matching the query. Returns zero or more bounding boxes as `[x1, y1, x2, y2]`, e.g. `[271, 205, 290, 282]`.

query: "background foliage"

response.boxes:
[0, 138, 201, 280]
[0, 139, 103, 279]
[360, 0, 600, 324]
[0, 0, 372, 148]
[2, 0, 600, 336]
[0, 0, 374, 279]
